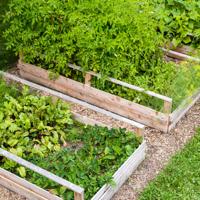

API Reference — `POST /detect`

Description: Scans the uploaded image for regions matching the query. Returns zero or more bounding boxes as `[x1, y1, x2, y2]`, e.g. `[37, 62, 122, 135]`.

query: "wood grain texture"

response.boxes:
[84, 73, 92, 86]
[0, 168, 62, 200]
[18, 62, 169, 132]
[0, 149, 84, 194]
[1, 71, 144, 134]
[68, 64, 172, 103]
[162, 48, 200, 62]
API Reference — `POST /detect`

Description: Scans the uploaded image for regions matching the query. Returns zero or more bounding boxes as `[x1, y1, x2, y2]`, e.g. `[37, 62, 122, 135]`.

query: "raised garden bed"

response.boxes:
[0, 76, 146, 200]
[0, 141, 146, 200]
[17, 61, 200, 133]
[3, 0, 200, 133]
[2, 71, 145, 135]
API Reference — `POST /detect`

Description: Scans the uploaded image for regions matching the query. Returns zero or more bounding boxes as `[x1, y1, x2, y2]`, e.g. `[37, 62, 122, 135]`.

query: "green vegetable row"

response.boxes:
[0, 78, 142, 199]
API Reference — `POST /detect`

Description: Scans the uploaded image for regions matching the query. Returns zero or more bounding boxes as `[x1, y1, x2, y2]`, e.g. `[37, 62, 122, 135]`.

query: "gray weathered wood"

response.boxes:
[72, 112, 110, 128]
[0, 148, 84, 195]
[169, 88, 200, 130]
[68, 64, 172, 103]
[0, 168, 62, 200]
[162, 48, 200, 62]
[1, 71, 145, 133]
[91, 141, 146, 200]
[163, 100, 172, 114]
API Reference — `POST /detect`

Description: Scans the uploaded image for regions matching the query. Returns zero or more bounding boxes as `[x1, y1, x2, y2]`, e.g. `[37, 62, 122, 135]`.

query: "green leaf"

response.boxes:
[17, 166, 26, 178]
[7, 139, 18, 147]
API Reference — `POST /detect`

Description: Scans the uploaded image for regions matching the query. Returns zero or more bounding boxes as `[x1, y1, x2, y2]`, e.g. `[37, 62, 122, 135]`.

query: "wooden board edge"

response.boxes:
[1, 71, 145, 135]
[162, 48, 200, 62]
[0, 149, 84, 195]
[17, 63, 169, 132]
[68, 63, 172, 103]
[91, 141, 146, 200]
[0, 168, 62, 200]
[169, 89, 200, 131]
[71, 112, 111, 128]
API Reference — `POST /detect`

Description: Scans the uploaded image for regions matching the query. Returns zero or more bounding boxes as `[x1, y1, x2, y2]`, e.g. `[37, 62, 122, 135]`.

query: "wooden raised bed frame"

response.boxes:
[17, 61, 172, 132]
[17, 61, 200, 132]
[2, 72, 145, 136]
[162, 47, 200, 63]
[0, 141, 146, 200]
[0, 78, 146, 200]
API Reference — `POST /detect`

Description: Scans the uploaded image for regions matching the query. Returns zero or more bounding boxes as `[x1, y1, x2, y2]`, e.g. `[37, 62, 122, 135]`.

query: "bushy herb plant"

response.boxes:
[0, 0, 17, 69]
[3, 0, 200, 111]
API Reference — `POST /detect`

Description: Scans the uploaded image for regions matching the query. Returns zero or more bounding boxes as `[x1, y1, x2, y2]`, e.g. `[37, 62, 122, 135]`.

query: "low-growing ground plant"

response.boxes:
[0, 78, 142, 199]
[28, 125, 141, 199]
[153, 0, 200, 48]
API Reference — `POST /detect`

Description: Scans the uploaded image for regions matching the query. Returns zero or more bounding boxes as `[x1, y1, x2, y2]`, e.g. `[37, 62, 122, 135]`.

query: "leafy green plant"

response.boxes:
[3, 0, 200, 111]
[0, 0, 17, 70]
[0, 77, 19, 105]
[0, 84, 73, 171]
[4, 0, 164, 77]
[0, 79, 142, 199]
[139, 128, 200, 200]
[153, 0, 200, 47]
[27, 125, 142, 200]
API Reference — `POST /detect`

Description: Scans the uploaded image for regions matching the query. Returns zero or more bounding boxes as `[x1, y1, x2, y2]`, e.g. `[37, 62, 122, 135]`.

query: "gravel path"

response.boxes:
[0, 96, 199, 199]
[112, 100, 200, 200]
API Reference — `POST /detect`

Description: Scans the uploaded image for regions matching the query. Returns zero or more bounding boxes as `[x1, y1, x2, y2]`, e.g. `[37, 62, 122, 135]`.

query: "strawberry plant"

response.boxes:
[27, 125, 142, 200]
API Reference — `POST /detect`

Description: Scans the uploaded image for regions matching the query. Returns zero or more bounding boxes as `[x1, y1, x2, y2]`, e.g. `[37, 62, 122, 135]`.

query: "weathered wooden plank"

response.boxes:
[169, 88, 200, 130]
[163, 100, 172, 114]
[68, 64, 172, 103]
[92, 141, 146, 200]
[18, 62, 169, 132]
[84, 73, 92, 86]
[0, 148, 84, 195]
[162, 48, 200, 62]
[72, 112, 110, 128]
[1, 71, 145, 134]
[0, 168, 61, 200]
[74, 192, 84, 200]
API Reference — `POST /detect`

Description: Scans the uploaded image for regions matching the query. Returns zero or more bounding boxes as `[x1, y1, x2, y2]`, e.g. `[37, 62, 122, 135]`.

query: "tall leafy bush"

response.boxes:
[3, 0, 200, 110]
[0, 0, 17, 69]
[4, 0, 171, 82]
